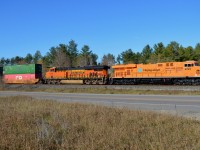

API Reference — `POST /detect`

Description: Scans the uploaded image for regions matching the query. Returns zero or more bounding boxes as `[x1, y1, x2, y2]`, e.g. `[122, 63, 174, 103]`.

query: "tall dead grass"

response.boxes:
[0, 96, 200, 149]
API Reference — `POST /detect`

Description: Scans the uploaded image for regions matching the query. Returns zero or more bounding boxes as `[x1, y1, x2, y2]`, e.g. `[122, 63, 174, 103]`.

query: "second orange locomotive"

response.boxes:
[45, 66, 110, 84]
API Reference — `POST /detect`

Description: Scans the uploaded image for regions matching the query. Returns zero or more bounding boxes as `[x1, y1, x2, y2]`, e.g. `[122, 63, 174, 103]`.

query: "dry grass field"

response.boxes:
[0, 96, 200, 149]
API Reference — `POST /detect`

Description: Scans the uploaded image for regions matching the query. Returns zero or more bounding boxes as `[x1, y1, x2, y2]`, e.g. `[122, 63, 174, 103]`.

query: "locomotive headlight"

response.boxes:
[196, 70, 200, 76]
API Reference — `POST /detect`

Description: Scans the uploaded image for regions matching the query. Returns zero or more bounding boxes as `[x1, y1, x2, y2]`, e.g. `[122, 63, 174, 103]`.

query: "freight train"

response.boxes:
[1, 60, 200, 85]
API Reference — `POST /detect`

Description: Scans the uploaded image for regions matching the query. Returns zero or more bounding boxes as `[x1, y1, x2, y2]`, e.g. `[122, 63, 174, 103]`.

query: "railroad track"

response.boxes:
[1, 84, 200, 91]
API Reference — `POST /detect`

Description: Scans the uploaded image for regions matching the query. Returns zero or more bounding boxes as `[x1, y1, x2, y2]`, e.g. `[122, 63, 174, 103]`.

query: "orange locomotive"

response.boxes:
[45, 66, 110, 84]
[111, 60, 200, 85]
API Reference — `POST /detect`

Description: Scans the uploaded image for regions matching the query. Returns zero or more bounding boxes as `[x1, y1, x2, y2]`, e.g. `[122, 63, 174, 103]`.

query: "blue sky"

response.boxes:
[0, 0, 200, 62]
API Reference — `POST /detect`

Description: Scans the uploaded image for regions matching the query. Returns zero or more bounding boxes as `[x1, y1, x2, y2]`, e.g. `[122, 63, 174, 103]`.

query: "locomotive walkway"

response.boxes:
[0, 91, 200, 120]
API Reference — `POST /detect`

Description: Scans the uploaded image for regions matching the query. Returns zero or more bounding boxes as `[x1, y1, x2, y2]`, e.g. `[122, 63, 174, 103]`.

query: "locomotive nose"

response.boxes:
[196, 70, 200, 75]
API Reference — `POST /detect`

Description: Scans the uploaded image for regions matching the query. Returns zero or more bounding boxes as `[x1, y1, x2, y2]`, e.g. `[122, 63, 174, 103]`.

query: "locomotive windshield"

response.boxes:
[184, 64, 193, 67]
[184, 63, 199, 67]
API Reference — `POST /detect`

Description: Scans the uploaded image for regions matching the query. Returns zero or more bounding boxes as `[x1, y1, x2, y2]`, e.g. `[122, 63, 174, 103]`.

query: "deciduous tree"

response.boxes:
[101, 53, 115, 66]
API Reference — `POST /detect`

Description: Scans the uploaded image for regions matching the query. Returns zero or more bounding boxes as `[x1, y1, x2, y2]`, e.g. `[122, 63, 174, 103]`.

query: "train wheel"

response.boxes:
[92, 80, 97, 85]
[47, 80, 52, 84]
[57, 80, 61, 85]
[37, 80, 43, 84]
[109, 78, 113, 85]
[98, 81, 103, 85]
[85, 80, 91, 85]
[52, 80, 57, 85]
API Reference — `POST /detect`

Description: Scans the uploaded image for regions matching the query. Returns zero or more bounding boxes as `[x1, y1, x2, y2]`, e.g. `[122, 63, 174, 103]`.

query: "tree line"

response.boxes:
[118, 42, 200, 65]
[1, 40, 200, 68]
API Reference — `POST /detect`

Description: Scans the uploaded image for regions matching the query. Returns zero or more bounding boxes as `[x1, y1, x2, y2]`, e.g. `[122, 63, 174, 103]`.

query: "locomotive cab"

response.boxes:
[184, 61, 198, 68]
[49, 68, 56, 72]
[183, 61, 200, 76]
[45, 67, 67, 81]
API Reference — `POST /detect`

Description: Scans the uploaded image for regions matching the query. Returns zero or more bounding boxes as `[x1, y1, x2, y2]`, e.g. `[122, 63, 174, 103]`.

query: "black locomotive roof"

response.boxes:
[84, 65, 110, 70]
[56, 65, 110, 71]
